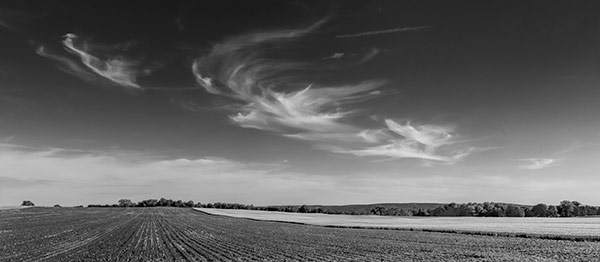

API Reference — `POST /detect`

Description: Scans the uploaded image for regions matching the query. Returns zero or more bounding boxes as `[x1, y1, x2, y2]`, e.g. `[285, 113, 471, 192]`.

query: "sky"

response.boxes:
[1, 0, 600, 206]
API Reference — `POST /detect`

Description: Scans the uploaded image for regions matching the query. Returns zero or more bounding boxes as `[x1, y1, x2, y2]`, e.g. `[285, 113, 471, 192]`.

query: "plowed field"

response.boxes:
[1, 207, 599, 261]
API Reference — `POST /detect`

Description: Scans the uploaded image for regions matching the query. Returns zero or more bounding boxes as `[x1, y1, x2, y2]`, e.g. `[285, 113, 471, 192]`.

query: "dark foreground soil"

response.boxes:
[1, 207, 599, 261]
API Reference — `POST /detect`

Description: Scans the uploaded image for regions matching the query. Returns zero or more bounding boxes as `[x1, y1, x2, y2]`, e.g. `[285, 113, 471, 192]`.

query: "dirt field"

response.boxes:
[2, 207, 600, 261]
[199, 208, 600, 240]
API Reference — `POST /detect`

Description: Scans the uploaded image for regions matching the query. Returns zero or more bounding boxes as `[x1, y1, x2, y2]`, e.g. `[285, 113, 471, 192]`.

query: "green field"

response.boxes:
[2, 207, 600, 261]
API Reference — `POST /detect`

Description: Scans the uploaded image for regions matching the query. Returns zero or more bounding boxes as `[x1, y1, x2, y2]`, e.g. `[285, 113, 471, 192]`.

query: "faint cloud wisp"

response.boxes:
[520, 158, 556, 170]
[336, 25, 434, 38]
[323, 52, 344, 60]
[37, 34, 151, 89]
[336, 120, 472, 163]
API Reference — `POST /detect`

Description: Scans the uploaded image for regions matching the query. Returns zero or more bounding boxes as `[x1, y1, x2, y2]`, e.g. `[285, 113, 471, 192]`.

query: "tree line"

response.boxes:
[79, 198, 600, 218]
[198, 200, 600, 218]
[419, 201, 600, 217]
[88, 198, 198, 208]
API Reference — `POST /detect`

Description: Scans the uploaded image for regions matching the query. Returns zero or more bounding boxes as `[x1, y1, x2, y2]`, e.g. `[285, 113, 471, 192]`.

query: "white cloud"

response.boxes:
[323, 52, 344, 60]
[333, 120, 471, 162]
[37, 34, 151, 89]
[385, 119, 453, 147]
[191, 19, 471, 164]
[230, 81, 384, 133]
[191, 18, 385, 136]
[323, 48, 380, 65]
[37, 46, 98, 83]
[357, 48, 380, 64]
[336, 25, 434, 38]
[520, 158, 556, 170]
[62, 34, 143, 88]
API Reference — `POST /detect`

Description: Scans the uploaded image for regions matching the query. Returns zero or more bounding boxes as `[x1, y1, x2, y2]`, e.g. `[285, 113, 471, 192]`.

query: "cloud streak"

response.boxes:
[191, 20, 470, 163]
[37, 45, 98, 83]
[37, 34, 150, 89]
[333, 120, 472, 163]
[323, 52, 344, 60]
[336, 25, 434, 38]
[191, 18, 384, 135]
[520, 158, 556, 170]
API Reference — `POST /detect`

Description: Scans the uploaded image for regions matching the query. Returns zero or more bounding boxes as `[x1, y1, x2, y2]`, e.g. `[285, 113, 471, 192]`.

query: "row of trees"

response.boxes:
[368, 201, 600, 217]
[200, 203, 327, 213]
[374, 201, 600, 217]
[87, 199, 328, 213]
[199, 200, 599, 218]
[83, 198, 599, 218]
[88, 198, 197, 208]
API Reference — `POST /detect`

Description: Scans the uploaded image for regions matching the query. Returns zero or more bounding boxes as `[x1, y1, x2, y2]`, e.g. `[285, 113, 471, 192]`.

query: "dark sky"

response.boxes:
[2, 0, 600, 206]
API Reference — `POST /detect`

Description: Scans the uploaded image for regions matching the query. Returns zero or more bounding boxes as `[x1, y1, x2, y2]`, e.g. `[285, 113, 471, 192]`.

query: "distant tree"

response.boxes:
[581, 205, 597, 216]
[487, 204, 506, 217]
[547, 205, 558, 217]
[157, 198, 168, 206]
[53, 204, 61, 208]
[311, 207, 323, 213]
[505, 205, 525, 217]
[21, 200, 35, 207]
[465, 204, 477, 216]
[558, 200, 576, 217]
[298, 205, 308, 213]
[523, 207, 533, 217]
[118, 199, 134, 207]
[135, 199, 157, 207]
[413, 209, 429, 216]
[396, 209, 413, 216]
[430, 206, 446, 216]
[370, 206, 387, 216]
[530, 203, 548, 217]
[474, 204, 487, 217]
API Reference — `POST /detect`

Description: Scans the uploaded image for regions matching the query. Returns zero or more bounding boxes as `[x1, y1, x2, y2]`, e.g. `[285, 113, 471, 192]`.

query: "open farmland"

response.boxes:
[2, 207, 600, 261]
[199, 208, 600, 240]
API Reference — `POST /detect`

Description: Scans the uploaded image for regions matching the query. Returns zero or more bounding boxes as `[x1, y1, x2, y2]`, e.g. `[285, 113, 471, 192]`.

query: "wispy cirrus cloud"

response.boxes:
[336, 25, 434, 38]
[332, 120, 472, 163]
[36, 45, 98, 83]
[323, 52, 344, 60]
[191, 19, 471, 163]
[519, 158, 556, 170]
[191, 17, 384, 135]
[322, 48, 380, 65]
[37, 34, 152, 89]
